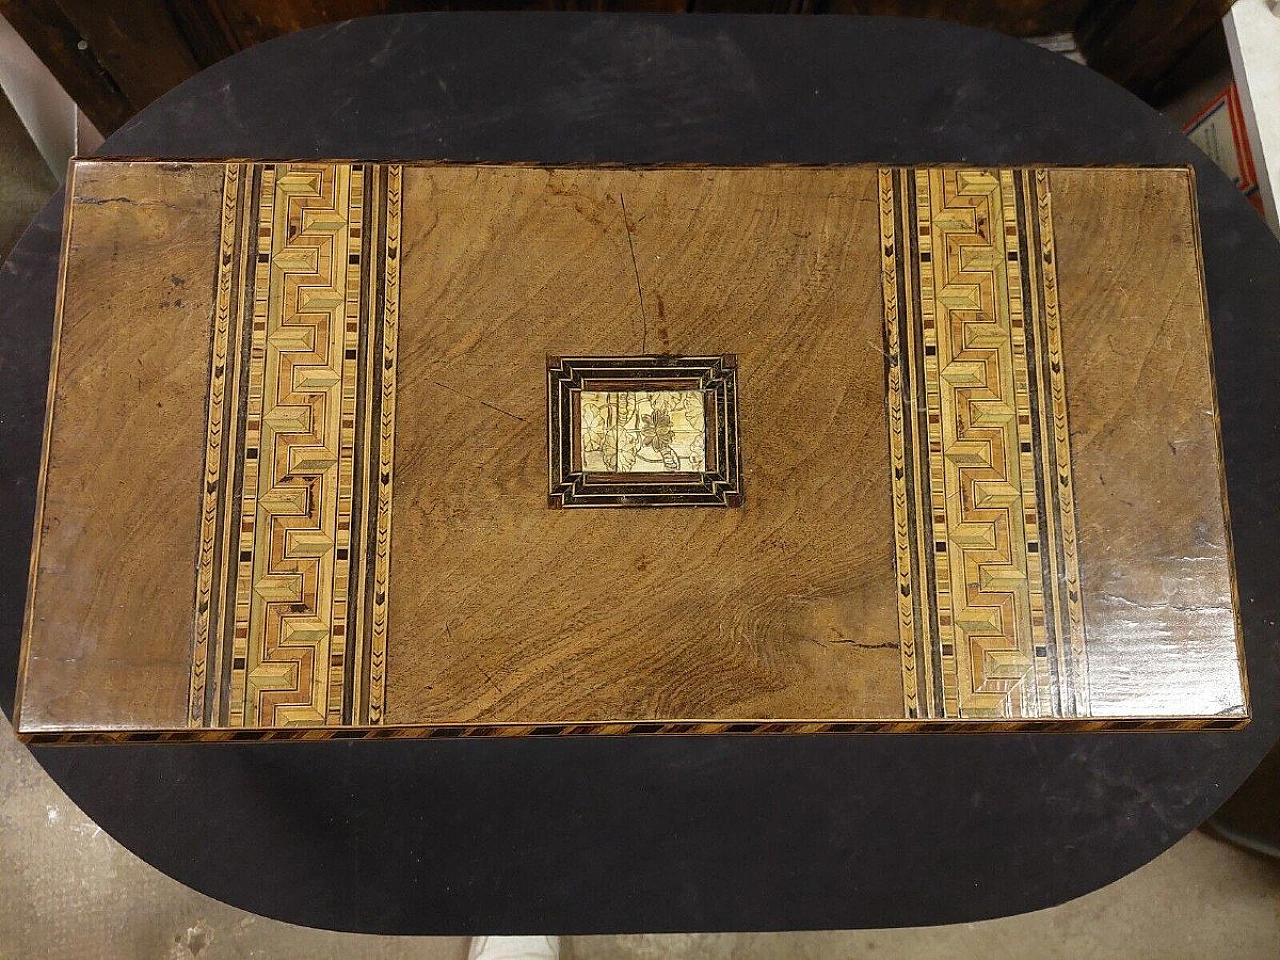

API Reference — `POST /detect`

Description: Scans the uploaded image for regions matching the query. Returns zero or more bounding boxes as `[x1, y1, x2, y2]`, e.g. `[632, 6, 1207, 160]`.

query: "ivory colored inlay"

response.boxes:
[579, 390, 707, 473]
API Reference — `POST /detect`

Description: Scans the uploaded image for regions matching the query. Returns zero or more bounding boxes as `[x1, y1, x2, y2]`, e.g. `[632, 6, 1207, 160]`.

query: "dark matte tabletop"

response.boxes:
[2, 12, 1279, 935]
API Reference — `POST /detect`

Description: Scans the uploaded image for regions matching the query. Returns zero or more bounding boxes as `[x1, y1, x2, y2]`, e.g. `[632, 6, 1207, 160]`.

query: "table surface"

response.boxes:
[2, 12, 1278, 936]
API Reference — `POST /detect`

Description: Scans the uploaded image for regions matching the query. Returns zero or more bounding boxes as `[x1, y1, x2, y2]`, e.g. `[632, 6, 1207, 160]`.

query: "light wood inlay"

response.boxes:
[182, 162, 402, 730]
[879, 167, 1088, 720]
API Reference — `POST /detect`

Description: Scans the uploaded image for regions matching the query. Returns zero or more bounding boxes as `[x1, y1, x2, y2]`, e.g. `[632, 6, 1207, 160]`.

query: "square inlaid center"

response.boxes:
[547, 355, 741, 508]
[579, 390, 706, 473]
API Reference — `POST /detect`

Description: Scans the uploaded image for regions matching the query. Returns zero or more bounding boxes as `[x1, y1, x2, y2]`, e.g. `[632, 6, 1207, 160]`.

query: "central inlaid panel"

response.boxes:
[579, 389, 707, 473]
[546, 355, 743, 509]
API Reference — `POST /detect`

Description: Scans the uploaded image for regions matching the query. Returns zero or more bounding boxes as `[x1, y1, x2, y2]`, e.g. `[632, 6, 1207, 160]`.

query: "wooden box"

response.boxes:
[15, 160, 1248, 742]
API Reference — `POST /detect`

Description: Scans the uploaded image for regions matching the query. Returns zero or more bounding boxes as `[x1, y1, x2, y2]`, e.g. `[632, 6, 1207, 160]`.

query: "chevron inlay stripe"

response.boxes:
[188, 162, 401, 729]
[879, 167, 1089, 720]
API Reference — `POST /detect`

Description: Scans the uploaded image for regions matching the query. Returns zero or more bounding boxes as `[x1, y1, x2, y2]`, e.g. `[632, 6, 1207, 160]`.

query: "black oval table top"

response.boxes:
[2, 12, 1279, 936]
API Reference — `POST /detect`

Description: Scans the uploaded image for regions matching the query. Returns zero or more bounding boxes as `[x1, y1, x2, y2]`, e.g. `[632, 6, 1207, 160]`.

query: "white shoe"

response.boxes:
[467, 935, 561, 960]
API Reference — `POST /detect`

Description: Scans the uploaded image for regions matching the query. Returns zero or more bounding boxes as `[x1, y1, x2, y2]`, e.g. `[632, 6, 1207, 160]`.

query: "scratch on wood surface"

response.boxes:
[619, 191, 649, 353]
[429, 378, 528, 423]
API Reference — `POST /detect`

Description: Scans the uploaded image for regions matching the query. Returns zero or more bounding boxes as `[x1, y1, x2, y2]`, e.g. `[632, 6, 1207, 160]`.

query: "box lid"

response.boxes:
[15, 160, 1248, 741]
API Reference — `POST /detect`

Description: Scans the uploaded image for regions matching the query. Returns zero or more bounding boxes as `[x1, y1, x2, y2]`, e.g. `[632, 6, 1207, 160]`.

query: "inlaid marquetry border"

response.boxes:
[879, 166, 1090, 721]
[547, 355, 743, 508]
[19, 712, 1250, 744]
[186, 161, 401, 730]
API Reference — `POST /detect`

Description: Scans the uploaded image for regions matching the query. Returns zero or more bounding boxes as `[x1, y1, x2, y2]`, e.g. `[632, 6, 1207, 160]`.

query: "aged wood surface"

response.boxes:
[17, 161, 223, 731]
[0, 0, 140, 134]
[15, 161, 1247, 741]
[1074, 0, 1234, 105]
[1051, 167, 1245, 718]
[389, 166, 900, 727]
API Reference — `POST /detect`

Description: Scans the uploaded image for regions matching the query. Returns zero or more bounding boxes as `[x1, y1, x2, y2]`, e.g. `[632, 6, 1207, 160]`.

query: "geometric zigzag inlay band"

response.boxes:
[879, 167, 1089, 720]
[188, 162, 401, 729]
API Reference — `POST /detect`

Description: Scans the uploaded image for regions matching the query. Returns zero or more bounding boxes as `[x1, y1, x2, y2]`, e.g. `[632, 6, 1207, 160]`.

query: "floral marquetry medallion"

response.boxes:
[547, 356, 742, 508]
[579, 390, 706, 473]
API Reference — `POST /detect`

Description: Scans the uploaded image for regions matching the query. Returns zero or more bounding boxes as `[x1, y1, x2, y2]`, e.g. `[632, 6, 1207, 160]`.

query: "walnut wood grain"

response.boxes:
[16, 161, 223, 733]
[13, 161, 1247, 740]
[388, 166, 901, 725]
[1050, 167, 1246, 718]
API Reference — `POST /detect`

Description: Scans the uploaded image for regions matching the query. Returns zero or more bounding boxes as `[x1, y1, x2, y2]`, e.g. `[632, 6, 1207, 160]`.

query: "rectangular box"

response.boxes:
[15, 160, 1248, 741]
